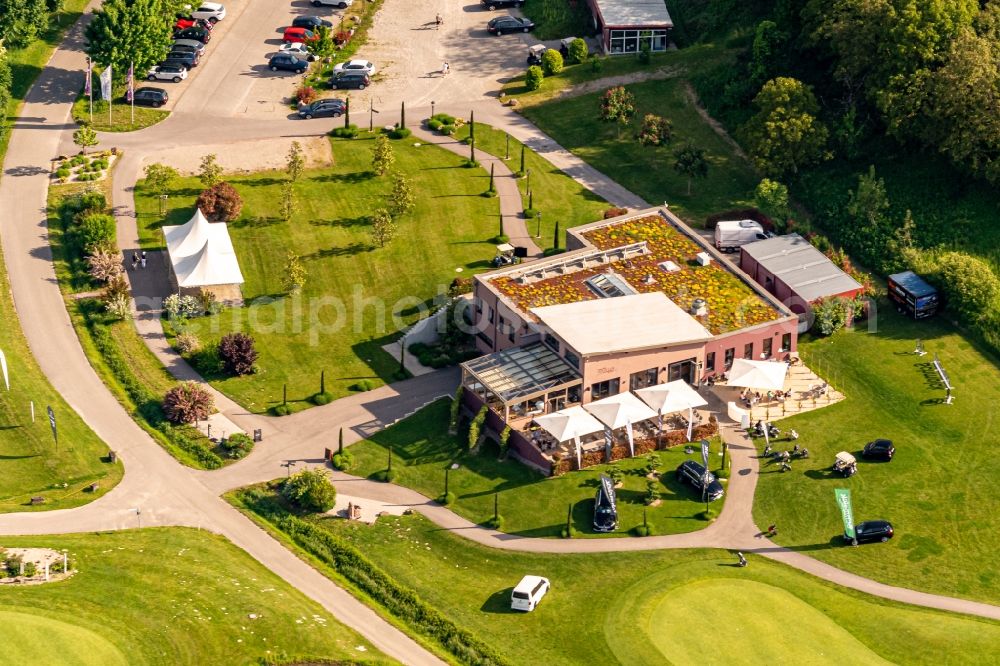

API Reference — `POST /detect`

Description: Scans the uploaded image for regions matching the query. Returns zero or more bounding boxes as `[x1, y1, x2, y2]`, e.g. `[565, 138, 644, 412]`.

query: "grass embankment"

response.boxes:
[754, 306, 1000, 604]
[0, 528, 386, 665]
[234, 491, 1000, 666]
[47, 183, 223, 469]
[346, 399, 728, 537]
[502, 43, 730, 106]
[71, 97, 168, 133]
[449, 122, 608, 250]
[134, 135, 499, 412]
[0, 0, 123, 512]
[526, 0, 594, 41]
[520, 76, 758, 225]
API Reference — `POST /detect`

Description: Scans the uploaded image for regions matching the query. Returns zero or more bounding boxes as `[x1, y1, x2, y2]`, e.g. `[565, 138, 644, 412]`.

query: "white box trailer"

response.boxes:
[715, 220, 767, 253]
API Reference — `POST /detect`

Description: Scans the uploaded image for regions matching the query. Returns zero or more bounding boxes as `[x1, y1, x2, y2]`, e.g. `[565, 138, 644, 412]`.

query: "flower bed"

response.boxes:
[53, 150, 116, 183]
[493, 215, 779, 334]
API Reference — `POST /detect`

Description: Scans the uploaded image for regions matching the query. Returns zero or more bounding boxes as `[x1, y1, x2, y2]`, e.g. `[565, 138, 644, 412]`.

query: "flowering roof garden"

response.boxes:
[490, 215, 781, 335]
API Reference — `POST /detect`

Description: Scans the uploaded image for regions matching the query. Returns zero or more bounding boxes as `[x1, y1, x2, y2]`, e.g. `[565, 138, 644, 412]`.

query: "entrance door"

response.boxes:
[667, 358, 696, 384]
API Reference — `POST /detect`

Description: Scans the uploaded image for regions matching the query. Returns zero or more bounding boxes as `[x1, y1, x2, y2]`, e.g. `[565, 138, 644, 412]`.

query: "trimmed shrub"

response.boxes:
[350, 379, 375, 391]
[567, 37, 588, 64]
[196, 181, 244, 222]
[603, 207, 628, 219]
[270, 403, 292, 416]
[440, 491, 456, 505]
[330, 124, 360, 138]
[331, 450, 355, 471]
[699, 507, 718, 521]
[525, 65, 544, 91]
[631, 524, 654, 536]
[162, 381, 214, 424]
[372, 468, 398, 483]
[222, 432, 254, 459]
[485, 514, 505, 530]
[541, 49, 563, 75]
[388, 127, 412, 139]
[429, 113, 455, 125]
[560, 525, 576, 538]
[218, 332, 258, 376]
[312, 391, 334, 405]
[282, 468, 337, 512]
[439, 123, 456, 135]
[427, 118, 442, 131]
[77, 213, 116, 253]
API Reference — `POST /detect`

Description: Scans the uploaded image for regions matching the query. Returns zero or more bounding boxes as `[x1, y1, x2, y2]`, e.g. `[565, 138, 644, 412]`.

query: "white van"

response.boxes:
[715, 219, 768, 252]
[510, 575, 550, 612]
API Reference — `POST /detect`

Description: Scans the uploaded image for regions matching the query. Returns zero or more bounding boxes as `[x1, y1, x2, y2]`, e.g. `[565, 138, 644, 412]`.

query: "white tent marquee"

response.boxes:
[534, 406, 605, 469]
[583, 392, 658, 456]
[635, 380, 709, 442]
[727, 358, 788, 391]
[163, 208, 244, 294]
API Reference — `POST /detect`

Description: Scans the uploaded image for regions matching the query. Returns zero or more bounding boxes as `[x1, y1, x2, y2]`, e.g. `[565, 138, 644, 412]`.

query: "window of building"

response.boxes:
[544, 332, 559, 351]
[591, 378, 620, 400]
[724, 347, 735, 368]
[762, 338, 773, 358]
[705, 352, 716, 372]
[780, 333, 792, 353]
[629, 367, 658, 390]
[508, 324, 515, 344]
[743, 342, 754, 360]
[608, 29, 668, 55]
[487, 306, 494, 324]
[564, 350, 579, 369]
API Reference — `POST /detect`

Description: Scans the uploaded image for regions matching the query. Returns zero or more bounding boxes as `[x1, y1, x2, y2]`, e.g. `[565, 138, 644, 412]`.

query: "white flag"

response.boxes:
[99, 65, 113, 101]
[0, 348, 8, 390]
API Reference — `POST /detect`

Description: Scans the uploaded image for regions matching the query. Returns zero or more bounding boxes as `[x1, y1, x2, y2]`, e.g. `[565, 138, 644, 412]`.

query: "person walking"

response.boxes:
[131, 251, 139, 270]
[767, 523, 777, 536]
[441, 61, 450, 76]
[435, 13, 442, 29]
[140, 250, 147, 269]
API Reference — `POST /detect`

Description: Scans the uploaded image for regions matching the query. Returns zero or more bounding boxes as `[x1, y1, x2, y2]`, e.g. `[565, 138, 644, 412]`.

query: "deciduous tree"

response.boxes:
[286, 140, 305, 183]
[283, 251, 307, 293]
[196, 181, 243, 221]
[198, 153, 223, 188]
[369, 207, 396, 247]
[84, 0, 175, 80]
[742, 77, 828, 177]
[371, 135, 395, 176]
[0, 0, 49, 49]
[218, 332, 257, 376]
[388, 171, 415, 217]
[599, 86, 636, 138]
[143, 162, 177, 197]
[673, 143, 709, 195]
[73, 125, 98, 154]
[281, 468, 336, 512]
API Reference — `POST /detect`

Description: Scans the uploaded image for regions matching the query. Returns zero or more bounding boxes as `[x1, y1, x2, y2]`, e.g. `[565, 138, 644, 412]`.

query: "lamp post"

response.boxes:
[525, 168, 531, 193]
[536, 211, 542, 238]
[431, 100, 435, 117]
[284, 460, 297, 477]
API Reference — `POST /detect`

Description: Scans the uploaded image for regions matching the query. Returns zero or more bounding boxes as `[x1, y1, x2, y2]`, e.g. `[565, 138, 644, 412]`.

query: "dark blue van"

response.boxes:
[888, 271, 939, 319]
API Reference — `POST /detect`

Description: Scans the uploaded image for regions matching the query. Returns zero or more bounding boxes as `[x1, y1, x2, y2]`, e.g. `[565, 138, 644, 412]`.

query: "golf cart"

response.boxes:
[832, 451, 858, 478]
[492, 243, 518, 267]
[527, 44, 549, 66]
[559, 36, 578, 57]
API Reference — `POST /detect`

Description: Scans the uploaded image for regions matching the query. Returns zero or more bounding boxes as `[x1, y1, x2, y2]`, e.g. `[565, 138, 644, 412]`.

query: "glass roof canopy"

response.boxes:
[462, 343, 582, 404]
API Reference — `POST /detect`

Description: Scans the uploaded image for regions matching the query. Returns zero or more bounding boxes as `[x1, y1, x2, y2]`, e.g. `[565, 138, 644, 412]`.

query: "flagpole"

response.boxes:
[130, 61, 135, 125]
[86, 57, 93, 124]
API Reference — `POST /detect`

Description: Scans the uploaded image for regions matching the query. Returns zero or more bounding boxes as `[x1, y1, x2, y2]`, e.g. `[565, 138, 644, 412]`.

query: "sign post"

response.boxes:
[835, 488, 855, 545]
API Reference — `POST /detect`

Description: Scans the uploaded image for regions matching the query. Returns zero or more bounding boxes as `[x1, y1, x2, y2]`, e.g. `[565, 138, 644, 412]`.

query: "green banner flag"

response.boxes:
[835, 488, 855, 539]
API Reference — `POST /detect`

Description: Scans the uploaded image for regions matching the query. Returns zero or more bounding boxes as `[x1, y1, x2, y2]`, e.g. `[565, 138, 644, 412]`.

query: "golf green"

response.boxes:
[640, 580, 889, 665]
[0, 610, 128, 666]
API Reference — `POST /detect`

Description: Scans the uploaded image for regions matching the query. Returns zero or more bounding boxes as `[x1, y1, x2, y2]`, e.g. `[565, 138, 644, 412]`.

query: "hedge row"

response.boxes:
[82, 302, 223, 469]
[239, 489, 509, 666]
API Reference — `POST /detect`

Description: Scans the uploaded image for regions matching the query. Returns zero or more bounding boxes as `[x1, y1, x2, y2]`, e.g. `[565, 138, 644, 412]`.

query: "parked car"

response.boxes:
[278, 42, 317, 61]
[675, 460, 724, 502]
[482, 0, 524, 9]
[510, 575, 549, 612]
[862, 438, 895, 461]
[164, 50, 201, 69]
[172, 39, 207, 54]
[328, 70, 370, 89]
[173, 26, 211, 43]
[147, 65, 188, 83]
[310, 0, 352, 6]
[292, 15, 333, 30]
[333, 59, 376, 75]
[715, 219, 767, 252]
[268, 54, 309, 73]
[592, 474, 618, 533]
[282, 27, 317, 44]
[174, 16, 213, 31]
[846, 520, 894, 545]
[487, 16, 535, 35]
[298, 98, 347, 119]
[132, 87, 168, 107]
[187, 2, 226, 22]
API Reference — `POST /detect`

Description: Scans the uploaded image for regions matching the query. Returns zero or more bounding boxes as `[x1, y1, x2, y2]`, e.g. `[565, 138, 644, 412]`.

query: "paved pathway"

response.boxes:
[0, 6, 996, 665]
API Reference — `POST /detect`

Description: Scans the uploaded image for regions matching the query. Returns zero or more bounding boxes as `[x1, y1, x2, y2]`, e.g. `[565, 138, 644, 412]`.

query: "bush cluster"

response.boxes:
[196, 181, 244, 222]
[221, 432, 254, 459]
[238, 489, 509, 666]
[331, 450, 354, 471]
[162, 381, 214, 424]
[218, 332, 258, 376]
[349, 379, 375, 391]
[388, 127, 412, 140]
[330, 124, 360, 139]
[282, 469, 337, 512]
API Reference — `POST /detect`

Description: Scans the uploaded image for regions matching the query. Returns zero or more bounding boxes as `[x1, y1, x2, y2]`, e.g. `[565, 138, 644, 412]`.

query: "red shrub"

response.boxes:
[296, 85, 317, 105]
[163, 382, 214, 424]
[218, 332, 258, 376]
[196, 181, 244, 222]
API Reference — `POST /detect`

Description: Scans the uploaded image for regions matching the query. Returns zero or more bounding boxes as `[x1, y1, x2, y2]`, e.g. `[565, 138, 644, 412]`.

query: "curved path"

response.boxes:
[0, 11, 996, 666]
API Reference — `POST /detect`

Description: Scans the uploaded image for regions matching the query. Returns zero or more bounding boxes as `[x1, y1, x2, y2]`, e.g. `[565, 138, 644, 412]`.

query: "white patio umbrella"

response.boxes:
[583, 392, 658, 456]
[727, 358, 789, 391]
[533, 406, 605, 469]
[635, 380, 709, 442]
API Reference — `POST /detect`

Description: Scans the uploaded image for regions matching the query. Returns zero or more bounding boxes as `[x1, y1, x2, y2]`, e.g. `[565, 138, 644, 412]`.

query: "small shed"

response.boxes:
[740, 234, 862, 314]
[585, 0, 673, 55]
[163, 208, 245, 304]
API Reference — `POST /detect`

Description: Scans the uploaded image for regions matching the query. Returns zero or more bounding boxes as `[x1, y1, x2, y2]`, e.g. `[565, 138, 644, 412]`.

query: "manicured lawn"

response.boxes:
[135, 135, 499, 411]
[242, 504, 1000, 665]
[450, 122, 608, 250]
[348, 399, 729, 537]
[0, 242, 122, 513]
[71, 96, 168, 133]
[753, 305, 1000, 604]
[521, 77, 759, 225]
[0, 529, 385, 665]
